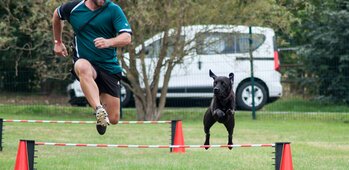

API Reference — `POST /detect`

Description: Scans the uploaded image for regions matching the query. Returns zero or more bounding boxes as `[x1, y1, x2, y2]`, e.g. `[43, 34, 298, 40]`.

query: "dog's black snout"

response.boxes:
[213, 87, 219, 94]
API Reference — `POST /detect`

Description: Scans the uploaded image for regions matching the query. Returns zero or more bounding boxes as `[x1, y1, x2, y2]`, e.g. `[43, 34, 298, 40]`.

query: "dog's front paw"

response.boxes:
[213, 109, 225, 122]
[227, 109, 234, 115]
[216, 109, 225, 117]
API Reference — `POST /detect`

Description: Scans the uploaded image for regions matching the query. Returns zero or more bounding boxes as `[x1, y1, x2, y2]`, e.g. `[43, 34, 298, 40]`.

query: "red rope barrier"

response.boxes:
[3, 119, 171, 124]
[35, 142, 275, 148]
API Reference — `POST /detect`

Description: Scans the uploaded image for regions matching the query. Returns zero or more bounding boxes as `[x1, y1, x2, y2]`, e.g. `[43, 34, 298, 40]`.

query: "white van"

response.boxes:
[67, 25, 282, 110]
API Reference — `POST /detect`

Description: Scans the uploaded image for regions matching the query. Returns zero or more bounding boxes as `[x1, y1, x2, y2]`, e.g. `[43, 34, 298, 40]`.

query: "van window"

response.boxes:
[196, 32, 265, 55]
[144, 36, 185, 58]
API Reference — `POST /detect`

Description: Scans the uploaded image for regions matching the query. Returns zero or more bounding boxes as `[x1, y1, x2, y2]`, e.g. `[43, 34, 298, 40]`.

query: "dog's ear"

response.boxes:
[209, 69, 217, 80]
[229, 73, 234, 84]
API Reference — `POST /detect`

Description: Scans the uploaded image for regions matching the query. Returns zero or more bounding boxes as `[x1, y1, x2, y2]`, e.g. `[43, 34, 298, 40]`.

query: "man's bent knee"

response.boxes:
[109, 118, 119, 125]
[108, 112, 120, 125]
[74, 59, 95, 77]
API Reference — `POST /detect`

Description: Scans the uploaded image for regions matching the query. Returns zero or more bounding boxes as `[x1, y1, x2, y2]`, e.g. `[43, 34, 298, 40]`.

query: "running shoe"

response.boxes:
[95, 105, 110, 135]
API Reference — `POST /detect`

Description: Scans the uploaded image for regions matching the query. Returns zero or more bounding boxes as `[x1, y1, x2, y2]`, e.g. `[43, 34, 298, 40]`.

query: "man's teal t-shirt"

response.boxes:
[57, 0, 132, 74]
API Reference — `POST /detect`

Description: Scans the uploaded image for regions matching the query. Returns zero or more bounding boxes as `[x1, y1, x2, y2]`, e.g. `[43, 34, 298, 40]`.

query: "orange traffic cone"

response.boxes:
[14, 140, 35, 170]
[15, 140, 29, 170]
[172, 120, 185, 153]
[280, 143, 293, 170]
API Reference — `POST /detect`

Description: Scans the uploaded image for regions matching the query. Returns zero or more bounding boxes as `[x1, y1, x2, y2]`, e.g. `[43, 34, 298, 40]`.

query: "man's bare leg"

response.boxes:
[100, 93, 120, 125]
[74, 59, 100, 109]
[74, 59, 109, 135]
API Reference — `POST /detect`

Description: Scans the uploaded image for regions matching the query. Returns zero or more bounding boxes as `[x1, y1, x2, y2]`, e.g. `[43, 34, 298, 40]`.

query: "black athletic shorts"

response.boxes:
[71, 62, 121, 98]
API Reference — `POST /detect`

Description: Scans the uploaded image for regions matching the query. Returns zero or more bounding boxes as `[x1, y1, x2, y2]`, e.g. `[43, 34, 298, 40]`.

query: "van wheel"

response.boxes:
[120, 82, 132, 107]
[236, 81, 267, 110]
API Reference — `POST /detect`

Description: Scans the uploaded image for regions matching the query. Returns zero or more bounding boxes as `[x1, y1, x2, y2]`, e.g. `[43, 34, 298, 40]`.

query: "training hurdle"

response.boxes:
[14, 140, 293, 170]
[1, 119, 171, 124]
[0, 118, 184, 152]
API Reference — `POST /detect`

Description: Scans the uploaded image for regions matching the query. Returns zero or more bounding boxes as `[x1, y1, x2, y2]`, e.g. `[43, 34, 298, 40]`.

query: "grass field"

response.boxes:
[0, 98, 348, 169]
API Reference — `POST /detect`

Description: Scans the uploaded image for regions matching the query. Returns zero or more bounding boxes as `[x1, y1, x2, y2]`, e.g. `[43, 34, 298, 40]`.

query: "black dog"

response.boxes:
[203, 69, 235, 150]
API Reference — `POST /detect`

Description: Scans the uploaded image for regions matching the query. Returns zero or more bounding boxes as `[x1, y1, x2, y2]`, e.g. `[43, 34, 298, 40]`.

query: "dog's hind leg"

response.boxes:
[224, 115, 235, 150]
[203, 110, 216, 150]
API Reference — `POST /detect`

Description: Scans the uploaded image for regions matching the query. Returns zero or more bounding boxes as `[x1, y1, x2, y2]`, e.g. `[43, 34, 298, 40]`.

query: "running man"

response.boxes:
[52, 0, 132, 135]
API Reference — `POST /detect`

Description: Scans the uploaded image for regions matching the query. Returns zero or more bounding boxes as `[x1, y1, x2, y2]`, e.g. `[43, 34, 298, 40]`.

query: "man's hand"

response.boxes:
[54, 42, 68, 57]
[94, 37, 111, 49]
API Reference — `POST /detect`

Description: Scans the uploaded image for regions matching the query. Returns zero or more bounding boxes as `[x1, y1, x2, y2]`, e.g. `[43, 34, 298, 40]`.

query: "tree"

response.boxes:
[0, 0, 73, 93]
[299, 0, 349, 103]
[118, 0, 193, 120]
[283, 0, 349, 103]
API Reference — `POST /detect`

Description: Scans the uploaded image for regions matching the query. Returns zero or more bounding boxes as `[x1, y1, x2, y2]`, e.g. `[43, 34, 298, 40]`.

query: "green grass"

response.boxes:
[0, 98, 349, 169]
[263, 97, 349, 113]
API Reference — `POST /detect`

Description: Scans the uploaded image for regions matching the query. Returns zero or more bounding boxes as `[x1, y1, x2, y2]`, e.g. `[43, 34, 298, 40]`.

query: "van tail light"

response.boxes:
[273, 35, 280, 72]
[274, 50, 280, 72]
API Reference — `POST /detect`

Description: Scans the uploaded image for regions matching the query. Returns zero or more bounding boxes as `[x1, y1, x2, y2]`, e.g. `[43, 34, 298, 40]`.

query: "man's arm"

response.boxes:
[52, 8, 68, 57]
[94, 33, 132, 49]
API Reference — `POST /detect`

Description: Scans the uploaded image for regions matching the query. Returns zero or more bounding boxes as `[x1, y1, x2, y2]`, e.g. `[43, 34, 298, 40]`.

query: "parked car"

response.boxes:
[67, 25, 282, 110]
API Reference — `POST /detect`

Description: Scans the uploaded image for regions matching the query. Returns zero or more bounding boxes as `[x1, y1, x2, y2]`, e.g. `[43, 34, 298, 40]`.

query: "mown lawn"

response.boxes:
[0, 100, 348, 170]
